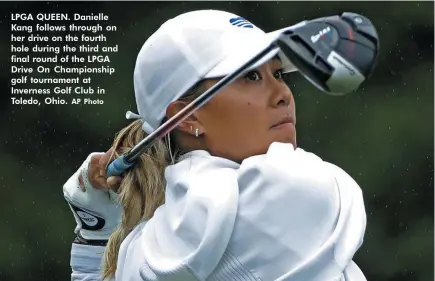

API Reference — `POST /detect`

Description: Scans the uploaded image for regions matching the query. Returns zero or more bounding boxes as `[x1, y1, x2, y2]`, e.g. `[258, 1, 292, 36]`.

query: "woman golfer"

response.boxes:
[64, 9, 367, 281]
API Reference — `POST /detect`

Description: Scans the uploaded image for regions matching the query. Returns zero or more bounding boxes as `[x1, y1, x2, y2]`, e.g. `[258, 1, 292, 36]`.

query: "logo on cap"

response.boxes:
[229, 17, 253, 28]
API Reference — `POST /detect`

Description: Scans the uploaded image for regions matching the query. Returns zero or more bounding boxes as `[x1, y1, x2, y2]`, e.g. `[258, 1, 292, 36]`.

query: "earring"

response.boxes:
[195, 128, 199, 137]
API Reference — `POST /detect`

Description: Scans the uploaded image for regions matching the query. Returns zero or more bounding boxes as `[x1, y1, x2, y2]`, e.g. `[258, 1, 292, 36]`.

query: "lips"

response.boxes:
[271, 116, 296, 128]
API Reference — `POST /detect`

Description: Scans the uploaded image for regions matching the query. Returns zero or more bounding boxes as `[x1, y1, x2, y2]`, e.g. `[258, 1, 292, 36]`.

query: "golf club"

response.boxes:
[107, 12, 380, 177]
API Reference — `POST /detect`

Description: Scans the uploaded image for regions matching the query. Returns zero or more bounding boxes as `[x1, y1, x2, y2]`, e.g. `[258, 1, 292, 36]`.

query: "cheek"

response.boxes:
[291, 98, 296, 115]
[202, 97, 268, 138]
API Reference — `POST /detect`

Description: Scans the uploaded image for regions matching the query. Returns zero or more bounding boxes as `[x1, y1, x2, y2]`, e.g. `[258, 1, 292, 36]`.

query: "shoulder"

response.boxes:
[115, 221, 149, 280]
[236, 142, 365, 204]
[240, 142, 324, 168]
[238, 143, 329, 184]
[321, 161, 363, 193]
[166, 149, 240, 193]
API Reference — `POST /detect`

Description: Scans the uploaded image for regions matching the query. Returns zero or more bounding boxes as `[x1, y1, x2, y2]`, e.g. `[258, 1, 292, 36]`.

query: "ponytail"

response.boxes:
[102, 120, 168, 279]
[101, 80, 207, 279]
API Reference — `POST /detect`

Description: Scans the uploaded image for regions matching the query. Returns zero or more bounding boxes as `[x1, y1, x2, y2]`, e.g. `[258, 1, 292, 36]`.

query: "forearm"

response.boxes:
[68, 157, 107, 281]
[64, 152, 118, 281]
[71, 243, 106, 281]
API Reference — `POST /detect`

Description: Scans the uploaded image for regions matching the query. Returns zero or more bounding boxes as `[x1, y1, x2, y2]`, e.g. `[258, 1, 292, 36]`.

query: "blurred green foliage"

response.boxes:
[0, 2, 433, 281]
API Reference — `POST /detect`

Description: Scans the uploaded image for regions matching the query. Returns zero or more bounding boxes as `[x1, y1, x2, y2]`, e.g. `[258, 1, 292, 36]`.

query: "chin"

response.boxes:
[284, 139, 297, 148]
[270, 136, 297, 149]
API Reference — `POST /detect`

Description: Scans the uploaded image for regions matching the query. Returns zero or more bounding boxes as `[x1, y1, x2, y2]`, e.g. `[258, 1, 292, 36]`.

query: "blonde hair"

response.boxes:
[101, 81, 206, 279]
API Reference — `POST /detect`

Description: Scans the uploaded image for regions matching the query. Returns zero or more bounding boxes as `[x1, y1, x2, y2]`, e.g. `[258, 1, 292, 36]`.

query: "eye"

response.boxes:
[274, 68, 284, 80]
[244, 70, 262, 81]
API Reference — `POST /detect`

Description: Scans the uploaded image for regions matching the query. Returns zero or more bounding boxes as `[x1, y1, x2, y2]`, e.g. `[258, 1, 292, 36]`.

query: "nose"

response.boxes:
[270, 79, 293, 108]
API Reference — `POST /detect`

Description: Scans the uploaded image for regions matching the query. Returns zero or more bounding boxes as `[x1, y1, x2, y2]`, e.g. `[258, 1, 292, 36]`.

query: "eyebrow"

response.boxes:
[273, 55, 282, 62]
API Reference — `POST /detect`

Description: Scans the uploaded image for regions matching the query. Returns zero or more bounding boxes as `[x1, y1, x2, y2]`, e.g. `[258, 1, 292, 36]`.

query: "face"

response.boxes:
[193, 58, 297, 163]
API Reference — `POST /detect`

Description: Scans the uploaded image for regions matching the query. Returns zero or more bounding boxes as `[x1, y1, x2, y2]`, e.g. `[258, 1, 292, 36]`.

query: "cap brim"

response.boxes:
[204, 27, 298, 79]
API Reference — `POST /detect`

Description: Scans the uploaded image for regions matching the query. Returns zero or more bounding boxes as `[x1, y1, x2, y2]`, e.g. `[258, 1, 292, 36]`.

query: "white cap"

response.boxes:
[127, 9, 298, 134]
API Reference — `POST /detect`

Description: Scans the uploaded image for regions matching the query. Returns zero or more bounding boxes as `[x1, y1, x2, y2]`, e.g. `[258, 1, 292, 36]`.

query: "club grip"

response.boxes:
[106, 154, 134, 177]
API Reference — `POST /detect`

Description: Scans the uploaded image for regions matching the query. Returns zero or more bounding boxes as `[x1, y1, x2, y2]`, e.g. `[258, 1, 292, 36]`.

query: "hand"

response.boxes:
[78, 147, 123, 192]
[64, 151, 123, 241]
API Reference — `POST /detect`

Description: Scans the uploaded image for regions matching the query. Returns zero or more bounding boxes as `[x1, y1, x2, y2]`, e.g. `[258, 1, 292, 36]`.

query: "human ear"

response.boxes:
[165, 101, 205, 137]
